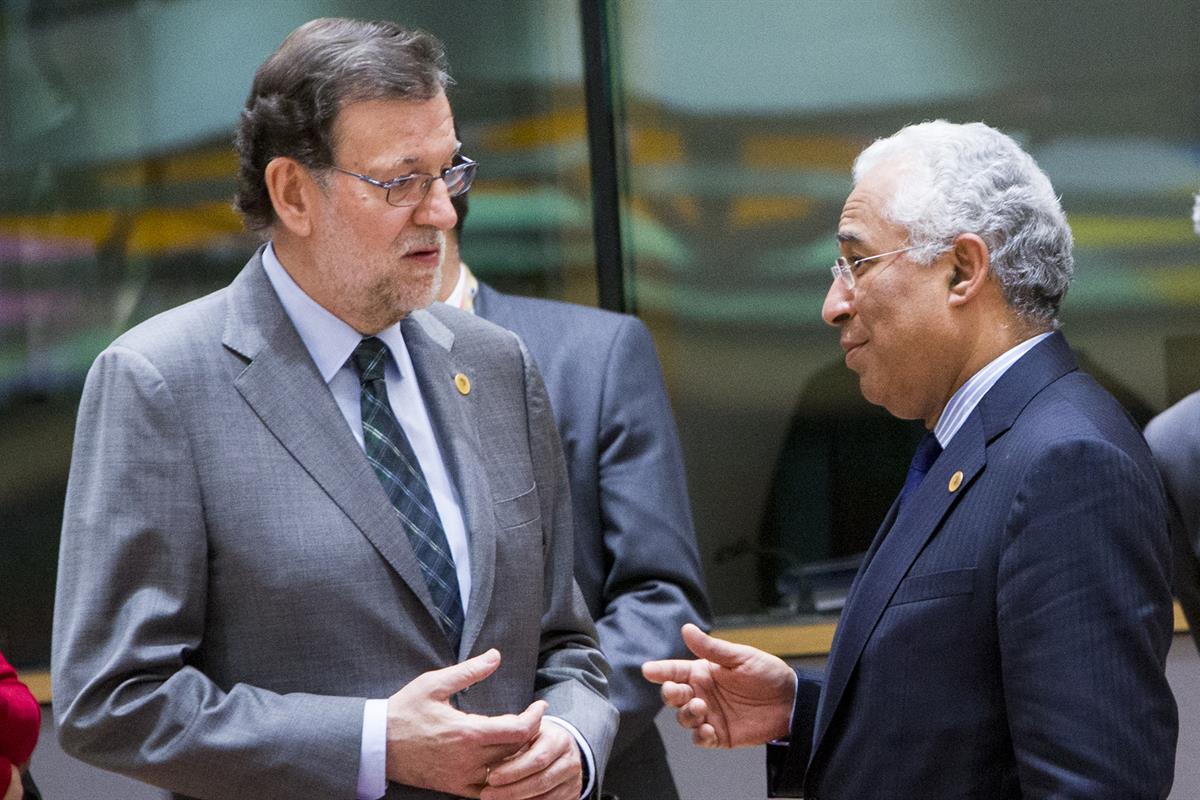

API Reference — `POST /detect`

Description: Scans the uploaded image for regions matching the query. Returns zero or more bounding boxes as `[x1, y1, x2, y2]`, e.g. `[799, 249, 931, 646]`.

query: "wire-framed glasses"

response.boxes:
[330, 155, 478, 207]
[829, 244, 922, 290]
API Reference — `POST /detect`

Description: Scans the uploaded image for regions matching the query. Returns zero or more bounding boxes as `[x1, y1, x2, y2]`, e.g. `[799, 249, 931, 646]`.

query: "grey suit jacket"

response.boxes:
[475, 283, 710, 800]
[1145, 390, 1200, 653]
[51, 251, 617, 800]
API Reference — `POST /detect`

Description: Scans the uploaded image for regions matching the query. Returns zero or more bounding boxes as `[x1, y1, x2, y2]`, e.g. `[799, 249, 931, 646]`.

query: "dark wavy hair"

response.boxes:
[233, 18, 451, 232]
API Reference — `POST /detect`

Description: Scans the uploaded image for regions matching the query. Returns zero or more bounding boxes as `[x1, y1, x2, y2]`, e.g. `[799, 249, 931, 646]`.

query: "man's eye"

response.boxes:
[385, 175, 418, 189]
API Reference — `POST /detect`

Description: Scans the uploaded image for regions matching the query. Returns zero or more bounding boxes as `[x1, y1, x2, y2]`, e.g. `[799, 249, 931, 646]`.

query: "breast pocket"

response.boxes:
[493, 484, 541, 529]
[890, 567, 976, 606]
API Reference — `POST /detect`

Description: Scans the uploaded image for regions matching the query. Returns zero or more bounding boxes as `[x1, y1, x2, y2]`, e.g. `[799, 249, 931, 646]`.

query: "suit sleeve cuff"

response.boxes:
[357, 698, 388, 799]
[544, 715, 596, 799]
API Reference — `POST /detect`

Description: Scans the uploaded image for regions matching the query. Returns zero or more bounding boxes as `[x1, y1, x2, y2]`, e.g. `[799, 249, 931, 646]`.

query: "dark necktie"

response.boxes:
[350, 337, 464, 651]
[898, 431, 943, 510]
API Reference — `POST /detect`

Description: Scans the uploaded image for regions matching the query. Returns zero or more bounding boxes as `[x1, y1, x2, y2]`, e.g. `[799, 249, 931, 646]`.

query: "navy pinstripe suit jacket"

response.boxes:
[769, 331, 1177, 799]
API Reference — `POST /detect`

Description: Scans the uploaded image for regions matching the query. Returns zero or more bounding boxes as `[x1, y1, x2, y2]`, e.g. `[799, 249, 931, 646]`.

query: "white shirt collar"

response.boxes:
[260, 242, 411, 383]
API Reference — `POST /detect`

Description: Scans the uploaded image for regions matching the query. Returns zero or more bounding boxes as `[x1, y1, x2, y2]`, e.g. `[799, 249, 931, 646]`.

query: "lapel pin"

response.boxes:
[454, 373, 471, 396]
[948, 471, 963, 492]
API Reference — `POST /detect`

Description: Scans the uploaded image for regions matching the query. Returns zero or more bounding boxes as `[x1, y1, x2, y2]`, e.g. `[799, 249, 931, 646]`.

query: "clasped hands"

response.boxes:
[386, 649, 581, 800]
[642, 623, 797, 749]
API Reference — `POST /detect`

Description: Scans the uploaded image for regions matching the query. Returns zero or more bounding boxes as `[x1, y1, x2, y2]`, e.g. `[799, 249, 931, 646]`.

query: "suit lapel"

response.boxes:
[402, 310, 497, 660]
[813, 416, 985, 752]
[811, 332, 1079, 762]
[222, 257, 442, 629]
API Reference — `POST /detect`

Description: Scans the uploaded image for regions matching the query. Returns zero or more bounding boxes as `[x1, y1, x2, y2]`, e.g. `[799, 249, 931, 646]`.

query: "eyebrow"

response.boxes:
[381, 142, 463, 174]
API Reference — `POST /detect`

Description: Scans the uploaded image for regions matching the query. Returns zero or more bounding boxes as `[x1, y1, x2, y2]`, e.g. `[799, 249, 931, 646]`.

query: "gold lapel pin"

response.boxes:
[948, 471, 964, 492]
[454, 373, 471, 395]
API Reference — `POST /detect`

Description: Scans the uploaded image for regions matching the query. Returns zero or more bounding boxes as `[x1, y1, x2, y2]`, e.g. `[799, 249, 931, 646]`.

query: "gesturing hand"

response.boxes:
[482, 718, 581, 800]
[642, 623, 796, 748]
[385, 649, 545, 797]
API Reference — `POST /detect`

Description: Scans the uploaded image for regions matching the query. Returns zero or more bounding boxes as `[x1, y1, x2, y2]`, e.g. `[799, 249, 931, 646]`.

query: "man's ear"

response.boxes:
[946, 233, 990, 307]
[264, 157, 319, 237]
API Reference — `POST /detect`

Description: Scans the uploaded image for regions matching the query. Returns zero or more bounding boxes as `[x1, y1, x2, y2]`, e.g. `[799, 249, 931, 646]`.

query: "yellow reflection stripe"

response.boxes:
[0, 210, 118, 245]
[741, 134, 866, 170]
[0, 202, 242, 255]
[483, 108, 587, 150]
[1069, 215, 1196, 247]
[730, 196, 816, 229]
[97, 149, 239, 189]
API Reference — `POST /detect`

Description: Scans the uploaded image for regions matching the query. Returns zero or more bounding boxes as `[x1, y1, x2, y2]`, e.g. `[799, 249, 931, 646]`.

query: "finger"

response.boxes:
[681, 623, 758, 668]
[659, 680, 694, 708]
[486, 723, 571, 786]
[423, 649, 503, 701]
[642, 657, 700, 685]
[675, 696, 709, 730]
[693, 721, 720, 748]
[469, 699, 547, 748]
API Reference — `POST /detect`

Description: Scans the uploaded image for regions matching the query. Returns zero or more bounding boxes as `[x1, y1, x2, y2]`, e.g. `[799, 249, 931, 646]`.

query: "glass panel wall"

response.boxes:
[0, 0, 592, 667]
[609, 0, 1200, 617]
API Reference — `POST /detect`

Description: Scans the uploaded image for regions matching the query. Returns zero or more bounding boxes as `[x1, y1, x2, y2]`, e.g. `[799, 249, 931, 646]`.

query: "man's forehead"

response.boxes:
[334, 95, 457, 165]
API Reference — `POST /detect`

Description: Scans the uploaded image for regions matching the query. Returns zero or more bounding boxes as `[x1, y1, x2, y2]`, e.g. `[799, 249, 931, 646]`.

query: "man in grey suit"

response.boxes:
[1146, 391, 1200, 655]
[52, 18, 616, 800]
[438, 195, 711, 800]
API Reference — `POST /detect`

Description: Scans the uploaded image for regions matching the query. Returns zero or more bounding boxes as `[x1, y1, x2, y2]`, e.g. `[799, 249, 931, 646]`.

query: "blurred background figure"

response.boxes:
[1147, 390, 1200, 655]
[440, 191, 712, 800]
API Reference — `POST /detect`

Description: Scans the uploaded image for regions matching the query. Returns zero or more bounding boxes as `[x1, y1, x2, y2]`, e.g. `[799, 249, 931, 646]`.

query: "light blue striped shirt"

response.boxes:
[932, 332, 1054, 447]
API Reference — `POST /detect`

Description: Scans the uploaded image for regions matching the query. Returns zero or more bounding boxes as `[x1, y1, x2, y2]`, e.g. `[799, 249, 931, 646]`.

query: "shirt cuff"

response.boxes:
[544, 715, 596, 799]
[357, 698, 389, 799]
[769, 672, 801, 745]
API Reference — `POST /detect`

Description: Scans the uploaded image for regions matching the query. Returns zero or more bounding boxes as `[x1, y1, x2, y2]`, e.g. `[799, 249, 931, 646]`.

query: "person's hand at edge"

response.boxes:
[642, 623, 795, 748]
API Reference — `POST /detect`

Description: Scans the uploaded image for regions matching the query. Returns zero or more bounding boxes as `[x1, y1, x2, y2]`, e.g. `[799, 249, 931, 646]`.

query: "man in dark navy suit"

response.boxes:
[646, 120, 1177, 799]
[438, 194, 711, 800]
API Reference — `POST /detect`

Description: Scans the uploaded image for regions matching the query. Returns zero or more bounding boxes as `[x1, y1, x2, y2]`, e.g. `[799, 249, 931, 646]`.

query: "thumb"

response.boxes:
[425, 648, 502, 701]
[514, 698, 547, 738]
[681, 623, 757, 669]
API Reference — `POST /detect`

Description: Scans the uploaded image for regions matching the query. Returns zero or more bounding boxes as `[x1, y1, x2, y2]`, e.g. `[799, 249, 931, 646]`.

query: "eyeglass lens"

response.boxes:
[386, 161, 477, 207]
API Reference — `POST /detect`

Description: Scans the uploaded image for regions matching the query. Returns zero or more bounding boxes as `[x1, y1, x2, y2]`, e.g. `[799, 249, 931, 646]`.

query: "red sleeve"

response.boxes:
[0, 651, 41, 766]
[0, 754, 12, 796]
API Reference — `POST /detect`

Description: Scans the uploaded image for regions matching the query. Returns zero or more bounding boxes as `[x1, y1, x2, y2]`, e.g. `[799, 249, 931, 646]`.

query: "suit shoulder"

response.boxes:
[1012, 371, 1159, 477]
[480, 290, 651, 363]
[105, 287, 229, 363]
[490, 292, 632, 333]
[1145, 390, 1200, 448]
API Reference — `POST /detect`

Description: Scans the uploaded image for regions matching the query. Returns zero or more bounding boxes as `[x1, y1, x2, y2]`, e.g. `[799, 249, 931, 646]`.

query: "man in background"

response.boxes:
[438, 192, 710, 800]
[646, 120, 1177, 799]
[1146, 390, 1200, 654]
[53, 18, 615, 799]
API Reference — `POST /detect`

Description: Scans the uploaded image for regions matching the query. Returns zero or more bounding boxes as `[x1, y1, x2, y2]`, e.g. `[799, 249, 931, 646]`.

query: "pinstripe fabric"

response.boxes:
[351, 336, 464, 650]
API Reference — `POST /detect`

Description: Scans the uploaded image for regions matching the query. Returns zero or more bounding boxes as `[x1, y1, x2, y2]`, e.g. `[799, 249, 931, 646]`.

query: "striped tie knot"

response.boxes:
[351, 337, 389, 385]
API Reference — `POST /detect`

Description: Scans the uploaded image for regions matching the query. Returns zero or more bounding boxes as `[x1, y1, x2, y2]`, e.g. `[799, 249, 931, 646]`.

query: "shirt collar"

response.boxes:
[443, 260, 479, 314]
[933, 331, 1054, 447]
[260, 241, 409, 383]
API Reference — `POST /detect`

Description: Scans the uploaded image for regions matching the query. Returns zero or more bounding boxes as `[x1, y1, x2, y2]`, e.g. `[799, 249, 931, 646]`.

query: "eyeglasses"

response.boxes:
[830, 244, 922, 291]
[330, 155, 478, 207]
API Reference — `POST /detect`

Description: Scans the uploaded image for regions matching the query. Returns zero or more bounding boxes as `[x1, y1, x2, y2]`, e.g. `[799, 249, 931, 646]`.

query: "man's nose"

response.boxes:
[414, 178, 457, 231]
[822, 276, 854, 326]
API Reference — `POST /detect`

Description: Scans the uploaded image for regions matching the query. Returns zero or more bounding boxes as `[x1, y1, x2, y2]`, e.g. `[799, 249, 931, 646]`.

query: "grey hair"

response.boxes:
[234, 18, 452, 231]
[853, 120, 1073, 328]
